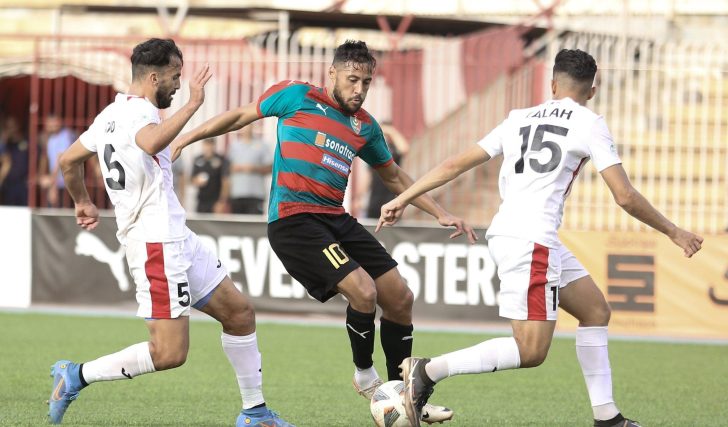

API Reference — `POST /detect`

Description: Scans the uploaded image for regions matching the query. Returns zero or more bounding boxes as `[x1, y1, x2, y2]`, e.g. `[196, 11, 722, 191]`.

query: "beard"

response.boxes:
[155, 88, 174, 109]
[332, 86, 363, 114]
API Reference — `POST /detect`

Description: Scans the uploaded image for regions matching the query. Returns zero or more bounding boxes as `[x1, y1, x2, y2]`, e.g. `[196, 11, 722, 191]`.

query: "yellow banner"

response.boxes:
[557, 230, 728, 340]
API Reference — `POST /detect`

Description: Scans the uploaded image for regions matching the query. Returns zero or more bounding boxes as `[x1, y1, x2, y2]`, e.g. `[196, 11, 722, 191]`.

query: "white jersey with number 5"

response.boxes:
[478, 97, 621, 248]
[80, 94, 188, 245]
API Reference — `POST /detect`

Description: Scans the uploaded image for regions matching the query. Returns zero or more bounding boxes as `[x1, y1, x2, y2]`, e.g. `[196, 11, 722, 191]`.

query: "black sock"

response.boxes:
[78, 363, 89, 388]
[380, 317, 414, 380]
[346, 305, 376, 369]
[594, 413, 625, 427]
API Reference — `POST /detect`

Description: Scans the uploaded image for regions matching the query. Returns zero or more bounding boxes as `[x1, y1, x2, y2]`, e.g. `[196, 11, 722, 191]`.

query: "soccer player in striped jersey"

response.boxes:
[172, 40, 477, 424]
[377, 49, 703, 427]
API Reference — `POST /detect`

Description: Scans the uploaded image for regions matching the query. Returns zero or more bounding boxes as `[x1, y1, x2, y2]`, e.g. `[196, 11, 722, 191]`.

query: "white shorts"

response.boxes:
[487, 235, 589, 321]
[125, 231, 228, 319]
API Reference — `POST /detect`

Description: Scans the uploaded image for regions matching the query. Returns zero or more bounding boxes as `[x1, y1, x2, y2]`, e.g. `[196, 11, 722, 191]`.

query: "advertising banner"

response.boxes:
[31, 212, 502, 322]
[557, 230, 728, 340]
[0, 207, 31, 308]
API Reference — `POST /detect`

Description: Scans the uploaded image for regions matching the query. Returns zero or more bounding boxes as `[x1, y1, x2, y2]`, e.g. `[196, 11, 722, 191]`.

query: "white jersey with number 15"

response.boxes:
[478, 97, 621, 248]
[80, 94, 188, 245]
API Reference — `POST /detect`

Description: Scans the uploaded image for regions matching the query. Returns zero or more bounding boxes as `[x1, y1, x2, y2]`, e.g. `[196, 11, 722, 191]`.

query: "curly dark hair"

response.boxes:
[553, 49, 597, 83]
[131, 38, 183, 81]
[332, 40, 376, 70]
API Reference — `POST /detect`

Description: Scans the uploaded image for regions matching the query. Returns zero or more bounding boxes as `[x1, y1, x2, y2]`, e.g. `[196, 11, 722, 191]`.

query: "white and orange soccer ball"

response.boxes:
[369, 380, 411, 427]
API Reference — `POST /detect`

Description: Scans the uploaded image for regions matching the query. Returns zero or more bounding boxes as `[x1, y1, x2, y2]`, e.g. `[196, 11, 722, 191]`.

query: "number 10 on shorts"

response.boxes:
[323, 243, 349, 269]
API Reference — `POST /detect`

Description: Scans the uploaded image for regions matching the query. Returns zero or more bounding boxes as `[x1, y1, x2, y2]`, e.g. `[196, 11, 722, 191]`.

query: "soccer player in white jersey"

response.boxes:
[376, 49, 704, 427]
[49, 38, 294, 427]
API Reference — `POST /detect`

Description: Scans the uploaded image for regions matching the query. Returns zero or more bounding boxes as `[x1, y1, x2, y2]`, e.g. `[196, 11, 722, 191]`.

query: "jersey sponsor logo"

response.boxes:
[105, 121, 115, 133]
[314, 131, 326, 147]
[322, 138, 354, 161]
[316, 103, 328, 115]
[350, 116, 361, 134]
[75, 231, 130, 292]
[321, 153, 350, 175]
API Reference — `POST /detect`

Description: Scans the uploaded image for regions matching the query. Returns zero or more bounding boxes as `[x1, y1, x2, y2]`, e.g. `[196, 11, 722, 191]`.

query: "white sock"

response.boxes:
[425, 337, 521, 383]
[576, 326, 620, 420]
[354, 365, 380, 390]
[81, 342, 155, 383]
[222, 332, 265, 410]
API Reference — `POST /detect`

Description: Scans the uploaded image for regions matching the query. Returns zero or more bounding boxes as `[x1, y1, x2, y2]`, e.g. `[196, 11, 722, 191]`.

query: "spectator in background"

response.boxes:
[228, 128, 272, 215]
[191, 138, 229, 213]
[0, 116, 29, 206]
[40, 114, 75, 207]
[365, 123, 409, 219]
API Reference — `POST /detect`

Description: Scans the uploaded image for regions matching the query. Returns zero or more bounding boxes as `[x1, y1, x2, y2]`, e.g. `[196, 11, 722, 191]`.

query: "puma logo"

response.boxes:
[316, 103, 328, 115]
[75, 231, 129, 292]
[346, 323, 370, 339]
[121, 367, 132, 379]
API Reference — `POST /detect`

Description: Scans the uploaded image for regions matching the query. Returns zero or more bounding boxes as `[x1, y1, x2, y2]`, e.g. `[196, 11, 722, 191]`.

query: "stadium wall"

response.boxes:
[0, 207, 32, 308]
[8, 210, 728, 340]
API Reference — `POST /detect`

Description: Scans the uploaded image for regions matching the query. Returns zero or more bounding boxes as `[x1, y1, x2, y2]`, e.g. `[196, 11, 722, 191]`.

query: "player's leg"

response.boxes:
[335, 267, 380, 394]
[372, 268, 414, 381]
[401, 236, 560, 426]
[48, 239, 190, 424]
[559, 263, 640, 427]
[184, 232, 293, 427]
[336, 216, 410, 382]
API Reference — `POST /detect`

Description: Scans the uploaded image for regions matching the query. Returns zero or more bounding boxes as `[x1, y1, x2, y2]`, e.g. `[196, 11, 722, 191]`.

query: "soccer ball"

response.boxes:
[370, 380, 411, 427]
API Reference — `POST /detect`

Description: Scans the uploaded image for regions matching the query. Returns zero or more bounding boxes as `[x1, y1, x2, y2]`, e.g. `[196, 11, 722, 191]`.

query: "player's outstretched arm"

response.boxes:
[136, 63, 213, 156]
[601, 163, 703, 257]
[375, 144, 489, 241]
[171, 102, 260, 162]
[59, 139, 100, 231]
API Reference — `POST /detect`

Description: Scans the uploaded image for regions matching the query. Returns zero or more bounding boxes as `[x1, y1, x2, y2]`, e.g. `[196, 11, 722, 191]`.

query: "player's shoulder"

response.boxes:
[267, 80, 314, 95]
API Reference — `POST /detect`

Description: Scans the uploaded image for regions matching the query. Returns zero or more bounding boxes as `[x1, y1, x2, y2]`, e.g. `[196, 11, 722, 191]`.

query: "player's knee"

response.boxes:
[519, 347, 549, 368]
[513, 337, 550, 368]
[389, 282, 413, 314]
[598, 302, 612, 325]
[580, 300, 611, 326]
[149, 344, 188, 370]
[220, 299, 256, 332]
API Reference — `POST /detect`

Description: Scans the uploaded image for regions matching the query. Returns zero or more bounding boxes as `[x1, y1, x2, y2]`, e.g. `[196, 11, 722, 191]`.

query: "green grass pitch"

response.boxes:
[1, 311, 725, 426]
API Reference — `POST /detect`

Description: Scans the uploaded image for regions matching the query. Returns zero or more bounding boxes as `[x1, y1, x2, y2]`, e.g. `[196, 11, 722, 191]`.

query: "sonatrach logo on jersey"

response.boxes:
[350, 116, 361, 134]
[315, 131, 326, 147]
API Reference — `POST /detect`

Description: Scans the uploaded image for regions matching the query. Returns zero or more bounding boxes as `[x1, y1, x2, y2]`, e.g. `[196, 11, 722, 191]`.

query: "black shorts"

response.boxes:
[267, 213, 398, 302]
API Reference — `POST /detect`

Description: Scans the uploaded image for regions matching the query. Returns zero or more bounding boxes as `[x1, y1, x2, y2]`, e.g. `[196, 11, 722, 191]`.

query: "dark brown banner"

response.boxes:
[31, 212, 502, 322]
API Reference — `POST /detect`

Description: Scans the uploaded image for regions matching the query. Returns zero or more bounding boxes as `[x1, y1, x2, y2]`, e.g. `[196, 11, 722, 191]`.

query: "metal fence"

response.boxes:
[0, 29, 724, 233]
[551, 33, 728, 234]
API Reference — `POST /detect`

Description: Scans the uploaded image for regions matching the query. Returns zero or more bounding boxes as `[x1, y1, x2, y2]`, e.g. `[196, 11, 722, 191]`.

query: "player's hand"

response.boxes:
[75, 201, 99, 231]
[170, 133, 191, 162]
[436, 212, 479, 244]
[188, 63, 212, 108]
[375, 199, 406, 232]
[669, 227, 703, 258]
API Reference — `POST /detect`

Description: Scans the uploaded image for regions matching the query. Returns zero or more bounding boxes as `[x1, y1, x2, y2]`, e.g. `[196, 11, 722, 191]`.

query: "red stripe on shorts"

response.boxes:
[145, 242, 171, 318]
[527, 243, 549, 320]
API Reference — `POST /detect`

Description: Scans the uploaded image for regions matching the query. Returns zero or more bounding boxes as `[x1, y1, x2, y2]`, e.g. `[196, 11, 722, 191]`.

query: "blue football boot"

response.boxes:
[236, 406, 296, 427]
[48, 360, 84, 424]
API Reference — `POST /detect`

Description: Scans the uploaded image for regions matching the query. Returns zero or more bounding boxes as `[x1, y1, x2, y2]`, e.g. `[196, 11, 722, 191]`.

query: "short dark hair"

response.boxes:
[131, 38, 183, 81]
[553, 49, 597, 84]
[332, 40, 376, 70]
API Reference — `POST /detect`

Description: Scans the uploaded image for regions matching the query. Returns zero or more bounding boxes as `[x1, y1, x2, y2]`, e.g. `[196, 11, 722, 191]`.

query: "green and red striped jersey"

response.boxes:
[257, 80, 393, 222]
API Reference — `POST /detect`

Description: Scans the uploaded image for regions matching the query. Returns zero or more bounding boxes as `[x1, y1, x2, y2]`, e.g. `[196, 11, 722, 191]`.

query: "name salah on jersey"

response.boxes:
[526, 107, 573, 120]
